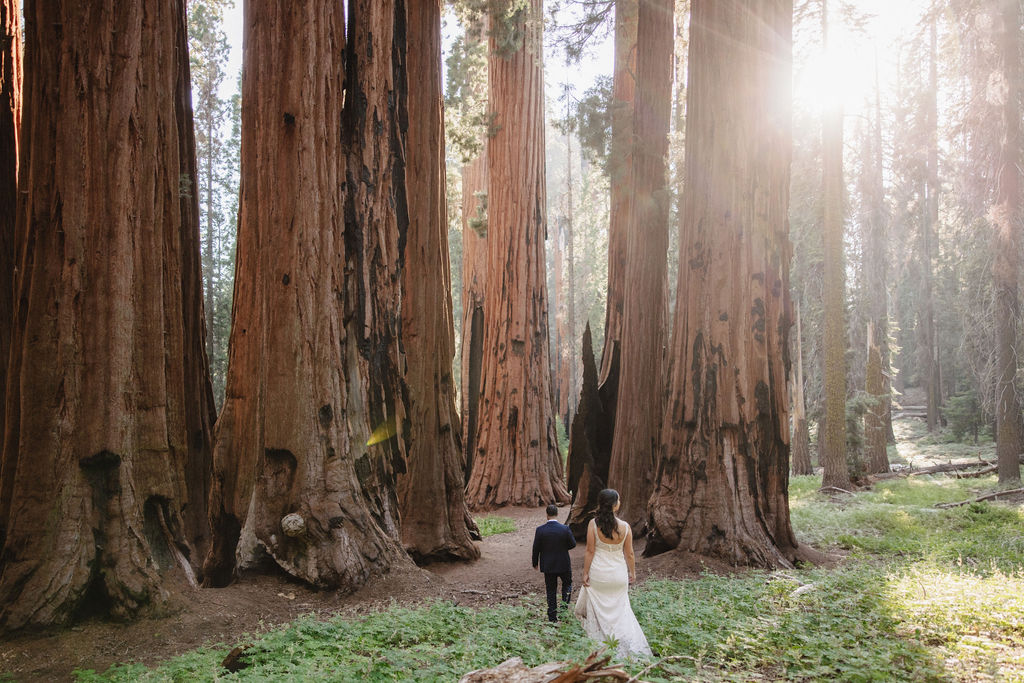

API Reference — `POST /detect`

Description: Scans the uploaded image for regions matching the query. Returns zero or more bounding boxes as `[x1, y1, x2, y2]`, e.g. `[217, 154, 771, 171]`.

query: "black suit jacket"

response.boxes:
[532, 520, 576, 574]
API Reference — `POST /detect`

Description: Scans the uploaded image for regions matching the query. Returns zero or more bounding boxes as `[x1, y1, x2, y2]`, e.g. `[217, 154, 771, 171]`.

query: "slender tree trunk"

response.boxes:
[466, 0, 570, 508]
[555, 215, 570, 425]
[647, 0, 800, 568]
[0, 0, 22, 544]
[0, 0, 214, 630]
[397, 0, 480, 563]
[606, 0, 672, 532]
[865, 322, 890, 474]
[820, 0, 851, 491]
[791, 301, 813, 475]
[923, 18, 941, 432]
[460, 154, 487, 485]
[994, 0, 1023, 485]
[204, 0, 411, 589]
[599, 0, 638, 386]
[566, 144, 578, 423]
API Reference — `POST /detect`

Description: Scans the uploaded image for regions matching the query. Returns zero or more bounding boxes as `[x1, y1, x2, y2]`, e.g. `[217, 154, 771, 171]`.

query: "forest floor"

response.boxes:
[2, 414, 1023, 681]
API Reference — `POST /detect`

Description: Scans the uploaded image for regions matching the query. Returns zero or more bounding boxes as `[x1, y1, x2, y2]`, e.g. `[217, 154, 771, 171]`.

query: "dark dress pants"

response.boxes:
[544, 571, 573, 622]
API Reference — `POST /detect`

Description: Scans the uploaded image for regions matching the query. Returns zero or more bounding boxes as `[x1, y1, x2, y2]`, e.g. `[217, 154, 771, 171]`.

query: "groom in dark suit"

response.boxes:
[532, 504, 577, 622]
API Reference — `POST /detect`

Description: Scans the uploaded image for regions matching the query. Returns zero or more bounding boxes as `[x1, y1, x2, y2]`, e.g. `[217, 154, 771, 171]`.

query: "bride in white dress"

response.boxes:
[576, 489, 652, 658]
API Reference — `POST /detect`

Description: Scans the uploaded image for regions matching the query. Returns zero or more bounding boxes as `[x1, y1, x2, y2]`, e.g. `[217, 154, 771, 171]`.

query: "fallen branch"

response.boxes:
[959, 464, 998, 478]
[820, 486, 855, 495]
[935, 487, 1024, 509]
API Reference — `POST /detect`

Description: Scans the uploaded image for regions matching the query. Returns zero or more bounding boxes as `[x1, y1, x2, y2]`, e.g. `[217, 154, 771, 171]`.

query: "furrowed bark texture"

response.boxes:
[606, 0, 672, 532]
[466, 0, 570, 508]
[865, 330, 889, 474]
[205, 0, 409, 589]
[0, 0, 214, 630]
[648, 0, 799, 568]
[460, 154, 487, 485]
[820, 95, 849, 490]
[599, 0, 638, 385]
[0, 0, 22, 543]
[790, 302, 812, 476]
[565, 324, 616, 538]
[993, 0, 1023, 484]
[398, 0, 479, 563]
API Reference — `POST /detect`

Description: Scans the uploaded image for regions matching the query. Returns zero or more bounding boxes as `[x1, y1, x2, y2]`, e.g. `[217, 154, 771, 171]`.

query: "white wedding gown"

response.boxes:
[577, 534, 652, 658]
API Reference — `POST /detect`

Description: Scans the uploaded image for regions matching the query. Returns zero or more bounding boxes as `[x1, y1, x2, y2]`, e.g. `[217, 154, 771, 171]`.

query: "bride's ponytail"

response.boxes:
[595, 489, 619, 540]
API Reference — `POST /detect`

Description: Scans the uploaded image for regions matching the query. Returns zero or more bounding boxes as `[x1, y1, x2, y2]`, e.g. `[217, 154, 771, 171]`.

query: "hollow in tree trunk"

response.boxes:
[465, 0, 569, 509]
[647, 0, 800, 568]
[397, 0, 480, 563]
[606, 0, 672, 532]
[0, 0, 214, 630]
[204, 0, 411, 589]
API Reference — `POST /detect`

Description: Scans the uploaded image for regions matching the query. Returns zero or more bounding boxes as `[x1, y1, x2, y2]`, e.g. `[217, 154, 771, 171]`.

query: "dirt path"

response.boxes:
[0, 506, 677, 681]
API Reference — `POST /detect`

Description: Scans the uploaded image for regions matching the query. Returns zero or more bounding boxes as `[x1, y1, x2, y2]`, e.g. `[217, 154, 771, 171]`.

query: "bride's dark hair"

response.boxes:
[595, 489, 619, 540]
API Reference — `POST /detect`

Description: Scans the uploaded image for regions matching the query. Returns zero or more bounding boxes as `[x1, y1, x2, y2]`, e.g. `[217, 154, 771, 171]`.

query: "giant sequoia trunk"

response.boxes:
[647, 0, 799, 568]
[0, 0, 21, 543]
[460, 154, 487, 485]
[464, 0, 569, 507]
[465, 0, 569, 508]
[397, 0, 480, 563]
[790, 301, 813, 476]
[606, 0, 672, 532]
[204, 0, 410, 589]
[0, 0, 214, 630]
[993, 0, 1023, 485]
[599, 0, 638, 386]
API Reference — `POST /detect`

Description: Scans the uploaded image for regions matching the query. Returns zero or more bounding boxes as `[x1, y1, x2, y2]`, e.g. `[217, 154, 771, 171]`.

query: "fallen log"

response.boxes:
[934, 487, 1024, 509]
[459, 649, 632, 683]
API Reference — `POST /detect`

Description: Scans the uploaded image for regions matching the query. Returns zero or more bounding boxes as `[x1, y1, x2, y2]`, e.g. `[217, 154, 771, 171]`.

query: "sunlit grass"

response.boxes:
[474, 515, 517, 538]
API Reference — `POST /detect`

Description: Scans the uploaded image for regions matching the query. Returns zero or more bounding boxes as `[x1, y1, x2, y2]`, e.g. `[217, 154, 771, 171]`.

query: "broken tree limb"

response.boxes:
[937, 485, 1024, 507]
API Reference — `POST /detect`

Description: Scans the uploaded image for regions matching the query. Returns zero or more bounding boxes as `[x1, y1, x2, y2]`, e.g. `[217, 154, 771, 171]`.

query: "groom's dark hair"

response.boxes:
[546, 504, 558, 517]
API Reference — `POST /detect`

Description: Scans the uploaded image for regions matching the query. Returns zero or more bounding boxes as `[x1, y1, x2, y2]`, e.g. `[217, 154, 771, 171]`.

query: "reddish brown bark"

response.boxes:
[0, 0, 214, 629]
[599, 0, 638, 386]
[465, 0, 570, 508]
[460, 153, 487, 484]
[397, 0, 479, 563]
[993, 0, 1023, 484]
[606, 0, 672, 532]
[0, 0, 22, 543]
[648, 0, 799, 568]
[204, 0, 410, 589]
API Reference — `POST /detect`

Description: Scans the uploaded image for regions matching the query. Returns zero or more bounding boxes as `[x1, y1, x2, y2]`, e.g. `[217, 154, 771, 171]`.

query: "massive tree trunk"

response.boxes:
[993, 0, 1023, 485]
[606, 0, 672, 532]
[599, 0, 638, 387]
[647, 0, 800, 568]
[0, 0, 214, 630]
[397, 0, 479, 563]
[465, 0, 570, 509]
[554, 126, 579, 429]
[460, 154, 487, 485]
[790, 301, 813, 476]
[819, 0, 851, 491]
[0, 0, 22, 543]
[204, 0, 410, 589]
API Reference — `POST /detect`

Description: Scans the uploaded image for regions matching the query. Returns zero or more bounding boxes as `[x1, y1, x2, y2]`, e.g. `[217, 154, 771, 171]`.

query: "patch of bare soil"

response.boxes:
[0, 505, 774, 681]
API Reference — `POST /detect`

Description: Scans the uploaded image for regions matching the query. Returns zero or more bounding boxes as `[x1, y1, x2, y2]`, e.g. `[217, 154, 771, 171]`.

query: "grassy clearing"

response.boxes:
[77, 446, 1024, 680]
[474, 515, 517, 538]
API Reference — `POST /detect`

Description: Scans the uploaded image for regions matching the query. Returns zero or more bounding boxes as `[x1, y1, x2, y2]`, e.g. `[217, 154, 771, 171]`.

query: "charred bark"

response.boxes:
[0, 0, 214, 630]
[565, 324, 616, 538]
[204, 0, 410, 589]
[606, 0, 672, 532]
[397, 0, 480, 563]
[647, 0, 800, 568]
[0, 0, 21, 544]
[465, 0, 570, 509]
